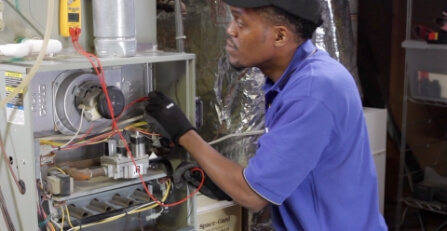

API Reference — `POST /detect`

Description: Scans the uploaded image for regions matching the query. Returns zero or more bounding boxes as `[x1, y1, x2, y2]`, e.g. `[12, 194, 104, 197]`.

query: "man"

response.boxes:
[145, 0, 388, 230]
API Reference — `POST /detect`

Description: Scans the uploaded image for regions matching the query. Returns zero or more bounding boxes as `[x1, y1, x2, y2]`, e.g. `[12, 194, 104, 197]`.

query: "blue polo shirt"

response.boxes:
[243, 40, 387, 231]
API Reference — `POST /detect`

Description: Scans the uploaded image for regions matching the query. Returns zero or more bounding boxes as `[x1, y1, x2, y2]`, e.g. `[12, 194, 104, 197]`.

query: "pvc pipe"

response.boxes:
[23, 39, 62, 55]
[0, 43, 29, 57]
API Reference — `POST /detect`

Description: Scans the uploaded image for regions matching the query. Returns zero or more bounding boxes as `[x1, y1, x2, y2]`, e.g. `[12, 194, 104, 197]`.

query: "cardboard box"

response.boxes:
[196, 193, 242, 231]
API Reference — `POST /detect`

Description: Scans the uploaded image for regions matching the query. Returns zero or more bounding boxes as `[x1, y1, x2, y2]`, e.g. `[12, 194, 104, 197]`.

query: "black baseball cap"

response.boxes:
[223, 0, 323, 26]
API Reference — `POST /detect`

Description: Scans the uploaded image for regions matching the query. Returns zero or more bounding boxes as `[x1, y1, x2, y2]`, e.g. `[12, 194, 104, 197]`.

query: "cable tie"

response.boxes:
[175, 35, 187, 39]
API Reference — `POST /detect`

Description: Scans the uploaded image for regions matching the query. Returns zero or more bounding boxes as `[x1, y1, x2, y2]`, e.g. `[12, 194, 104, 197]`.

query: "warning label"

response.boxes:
[5, 71, 25, 125]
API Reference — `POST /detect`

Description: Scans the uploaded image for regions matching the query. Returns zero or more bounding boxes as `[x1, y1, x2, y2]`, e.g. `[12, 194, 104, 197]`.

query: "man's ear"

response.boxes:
[274, 26, 289, 47]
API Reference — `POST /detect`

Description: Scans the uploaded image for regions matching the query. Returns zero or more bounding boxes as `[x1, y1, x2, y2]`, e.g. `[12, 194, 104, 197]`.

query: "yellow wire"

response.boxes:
[162, 180, 171, 202]
[40, 140, 64, 146]
[68, 131, 117, 146]
[129, 180, 172, 214]
[47, 222, 56, 231]
[80, 138, 110, 145]
[130, 203, 159, 214]
[65, 205, 74, 228]
[42, 136, 110, 150]
[70, 179, 172, 230]
[49, 167, 66, 175]
[124, 121, 147, 129]
[39, 130, 115, 147]
[60, 206, 65, 231]
[71, 213, 127, 231]
[39, 121, 149, 149]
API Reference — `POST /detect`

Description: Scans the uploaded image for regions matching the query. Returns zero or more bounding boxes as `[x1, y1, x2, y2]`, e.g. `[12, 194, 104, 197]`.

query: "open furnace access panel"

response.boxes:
[0, 53, 196, 231]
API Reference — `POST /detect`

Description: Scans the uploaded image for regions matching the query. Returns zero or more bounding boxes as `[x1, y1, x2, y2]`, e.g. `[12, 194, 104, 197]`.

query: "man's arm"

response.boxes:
[145, 91, 267, 211]
[179, 130, 268, 212]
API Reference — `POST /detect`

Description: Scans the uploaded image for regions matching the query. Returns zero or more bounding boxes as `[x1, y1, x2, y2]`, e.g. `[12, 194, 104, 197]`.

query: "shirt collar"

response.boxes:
[263, 40, 317, 93]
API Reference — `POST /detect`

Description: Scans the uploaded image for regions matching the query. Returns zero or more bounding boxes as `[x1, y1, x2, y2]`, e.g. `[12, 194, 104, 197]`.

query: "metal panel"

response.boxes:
[0, 68, 38, 231]
[0, 53, 196, 230]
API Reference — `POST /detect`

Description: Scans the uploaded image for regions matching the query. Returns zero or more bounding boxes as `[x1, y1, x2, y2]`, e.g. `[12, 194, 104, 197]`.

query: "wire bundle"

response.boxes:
[67, 27, 204, 207]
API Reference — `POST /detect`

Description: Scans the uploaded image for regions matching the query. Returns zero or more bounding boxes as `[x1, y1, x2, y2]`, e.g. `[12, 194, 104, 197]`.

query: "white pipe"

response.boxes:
[23, 39, 62, 55]
[0, 39, 62, 58]
[0, 43, 29, 57]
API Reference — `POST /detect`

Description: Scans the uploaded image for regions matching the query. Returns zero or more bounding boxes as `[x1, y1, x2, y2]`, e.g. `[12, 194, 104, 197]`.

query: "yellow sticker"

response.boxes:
[5, 86, 23, 93]
[5, 72, 22, 78]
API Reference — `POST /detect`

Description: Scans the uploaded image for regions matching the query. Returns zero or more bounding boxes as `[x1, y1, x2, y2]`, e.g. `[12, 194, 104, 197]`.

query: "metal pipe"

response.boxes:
[110, 194, 136, 207]
[87, 199, 114, 213]
[65, 167, 106, 181]
[92, 0, 137, 57]
[174, 0, 185, 52]
[67, 204, 90, 219]
[131, 189, 151, 202]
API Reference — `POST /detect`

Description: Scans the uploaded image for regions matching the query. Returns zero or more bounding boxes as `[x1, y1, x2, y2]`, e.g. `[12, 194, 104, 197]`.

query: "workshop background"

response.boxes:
[159, 0, 447, 230]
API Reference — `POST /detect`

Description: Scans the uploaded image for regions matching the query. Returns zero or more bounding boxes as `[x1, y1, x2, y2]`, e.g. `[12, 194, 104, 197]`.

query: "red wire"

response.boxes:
[61, 130, 117, 150]
[76, 122, 95, 141]
[0, 133, 24, 193]
[161, 167, 205, 206]
[60, 96, 149, 150]
[70, 28, 203, 207]
[116, 96, 148, 120]
[61, 96, 159, 150]
[61, 97, 154, 150]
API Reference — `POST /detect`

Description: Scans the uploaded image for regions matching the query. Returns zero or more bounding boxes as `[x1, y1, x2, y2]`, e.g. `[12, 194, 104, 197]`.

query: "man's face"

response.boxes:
[225, 6, 276, 69]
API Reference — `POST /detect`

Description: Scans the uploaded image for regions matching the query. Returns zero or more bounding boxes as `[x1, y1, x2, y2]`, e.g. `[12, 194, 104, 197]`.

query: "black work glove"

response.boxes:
[145, 91, 195, 145]
[173, 161, 232, 201]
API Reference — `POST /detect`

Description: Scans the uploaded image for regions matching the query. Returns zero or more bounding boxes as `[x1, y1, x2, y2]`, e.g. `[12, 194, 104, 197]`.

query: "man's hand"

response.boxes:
[145, 91, 195, 145]
[173, 161, 232, 201]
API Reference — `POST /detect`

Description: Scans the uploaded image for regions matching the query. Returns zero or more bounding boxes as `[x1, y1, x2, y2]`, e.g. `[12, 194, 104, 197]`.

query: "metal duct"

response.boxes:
[92, 0, 137, 57]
